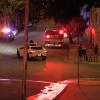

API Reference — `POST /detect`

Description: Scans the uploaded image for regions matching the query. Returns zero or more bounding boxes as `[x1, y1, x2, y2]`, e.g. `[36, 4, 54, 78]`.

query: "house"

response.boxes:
[90, 2, 100, 46]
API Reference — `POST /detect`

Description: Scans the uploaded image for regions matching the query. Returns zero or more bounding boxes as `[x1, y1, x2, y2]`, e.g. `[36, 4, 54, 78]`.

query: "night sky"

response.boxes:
[47, 0, 98, 22]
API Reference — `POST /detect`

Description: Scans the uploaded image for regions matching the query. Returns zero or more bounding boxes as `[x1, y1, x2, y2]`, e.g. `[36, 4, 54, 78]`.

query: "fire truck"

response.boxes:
[44, 29, 67, 47]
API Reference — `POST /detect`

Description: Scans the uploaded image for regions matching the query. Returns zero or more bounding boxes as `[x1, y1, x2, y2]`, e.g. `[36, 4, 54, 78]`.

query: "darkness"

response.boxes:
[46, 0, 97, 23]
[29, 0, 99, 23]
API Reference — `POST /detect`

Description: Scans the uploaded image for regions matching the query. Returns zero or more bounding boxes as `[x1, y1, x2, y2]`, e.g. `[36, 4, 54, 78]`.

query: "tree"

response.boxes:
[66, 17, 87, 43]
[69, 17, 86, 35]
[0, 0, 53, 29]
[45, 0, 90, 23]
[0, 0, 24, 28]
[29, 0, 52, 21]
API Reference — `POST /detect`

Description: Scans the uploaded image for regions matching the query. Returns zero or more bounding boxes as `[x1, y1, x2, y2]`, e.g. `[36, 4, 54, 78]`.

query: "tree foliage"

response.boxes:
[0, 0, 24, 27]
[0, 0, 24, 15]
[29, 0, 52, 20]
[68, 17, 86, 35]
[66, 17, 87, 43]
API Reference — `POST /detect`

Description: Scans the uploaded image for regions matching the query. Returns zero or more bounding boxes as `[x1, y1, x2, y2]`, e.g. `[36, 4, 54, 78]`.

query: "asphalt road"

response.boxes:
[0, 42, 100, 80]
[0, 31, 100, 100]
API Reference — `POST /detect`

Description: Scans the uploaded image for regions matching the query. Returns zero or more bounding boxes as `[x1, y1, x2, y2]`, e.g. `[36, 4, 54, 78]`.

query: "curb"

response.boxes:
[67, 79, 100, 85]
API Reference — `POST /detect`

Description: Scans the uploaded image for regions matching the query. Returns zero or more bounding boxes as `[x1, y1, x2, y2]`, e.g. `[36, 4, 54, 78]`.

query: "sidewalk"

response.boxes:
[65, 44, 100, 64]
[0, 79, 100, 100]
[27, 79, 100, 100]
[56, 79, 100, 100]
[27, 80, 68, 100]
[0, 79, 68, 100]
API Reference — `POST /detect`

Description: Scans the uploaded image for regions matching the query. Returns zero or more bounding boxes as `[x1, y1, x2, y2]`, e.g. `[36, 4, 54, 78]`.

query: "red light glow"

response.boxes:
[91, 29, 95, 34]
[59, 30, 63, 34]
[46, 35, 50, 39]
[87, 26, 96, 34]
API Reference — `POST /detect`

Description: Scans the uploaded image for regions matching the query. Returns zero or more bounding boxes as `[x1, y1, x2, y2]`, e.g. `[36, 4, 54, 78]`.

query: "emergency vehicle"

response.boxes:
[0, 27, 14, 41]
[45, 29, 67, 47]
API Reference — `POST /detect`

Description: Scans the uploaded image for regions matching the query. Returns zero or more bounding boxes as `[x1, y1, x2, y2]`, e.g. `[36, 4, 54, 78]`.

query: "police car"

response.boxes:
[17, 44, 47, 61]
[0, 27, 14, 41]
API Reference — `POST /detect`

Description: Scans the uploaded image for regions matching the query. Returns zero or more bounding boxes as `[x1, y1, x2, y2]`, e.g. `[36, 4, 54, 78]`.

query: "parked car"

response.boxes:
[17, 45, 47, 61]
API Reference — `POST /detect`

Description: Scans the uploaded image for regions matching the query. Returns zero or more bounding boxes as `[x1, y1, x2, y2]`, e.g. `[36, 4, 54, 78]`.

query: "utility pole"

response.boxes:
[22, 0, 29, 100]
[77, 35, 80, 86]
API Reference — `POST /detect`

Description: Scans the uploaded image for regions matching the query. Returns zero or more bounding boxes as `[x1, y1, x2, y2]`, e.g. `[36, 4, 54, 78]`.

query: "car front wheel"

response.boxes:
[42, 57, 46, 61]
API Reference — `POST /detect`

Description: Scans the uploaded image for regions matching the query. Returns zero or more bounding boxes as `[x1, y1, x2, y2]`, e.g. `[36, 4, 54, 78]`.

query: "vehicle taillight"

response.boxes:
[29, 50, 36, 53]
[59, 30, 63, 34]
[64, 33, 68, 38]
[46, 35, 50, 39]
[43, 48, 47, 53]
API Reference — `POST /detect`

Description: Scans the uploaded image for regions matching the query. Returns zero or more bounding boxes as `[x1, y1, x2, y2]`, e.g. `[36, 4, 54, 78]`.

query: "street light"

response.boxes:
[77, 35, 80, 86]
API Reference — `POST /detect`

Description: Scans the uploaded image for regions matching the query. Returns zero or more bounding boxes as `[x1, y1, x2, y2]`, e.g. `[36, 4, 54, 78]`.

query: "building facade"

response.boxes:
[90, 2, 100, 46]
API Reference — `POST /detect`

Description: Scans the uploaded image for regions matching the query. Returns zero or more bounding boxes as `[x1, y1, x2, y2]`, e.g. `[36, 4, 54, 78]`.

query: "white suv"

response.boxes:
[17, 45, 47, 61]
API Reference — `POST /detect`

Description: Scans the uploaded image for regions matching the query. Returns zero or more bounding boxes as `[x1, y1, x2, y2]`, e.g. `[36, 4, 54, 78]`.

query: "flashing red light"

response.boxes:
[91, 28, 95, 34]
[46, 35, 50, 39]
[88, 27, 96, 34]
[59, 30, 63, 34]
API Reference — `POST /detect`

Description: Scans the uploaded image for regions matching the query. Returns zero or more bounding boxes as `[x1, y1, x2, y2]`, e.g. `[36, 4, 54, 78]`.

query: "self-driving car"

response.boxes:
[17, 45, 47, 61]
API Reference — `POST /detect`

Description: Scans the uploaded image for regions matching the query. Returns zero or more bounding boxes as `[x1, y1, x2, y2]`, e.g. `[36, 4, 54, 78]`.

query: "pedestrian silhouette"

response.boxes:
[78, 44, 83, 61]
[29, 40, 34, 43]
[29, 40, 36, 46]
[88, 47, 93, 62]
[93, 44, 99, 61]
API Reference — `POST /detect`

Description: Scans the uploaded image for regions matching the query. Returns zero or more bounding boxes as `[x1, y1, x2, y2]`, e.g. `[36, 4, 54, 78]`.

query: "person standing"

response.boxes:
[29, 40, 36, 46]
[88, 47, 93, 62]
[78, 44, 83, 61]
[93, 44, 99, 61]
